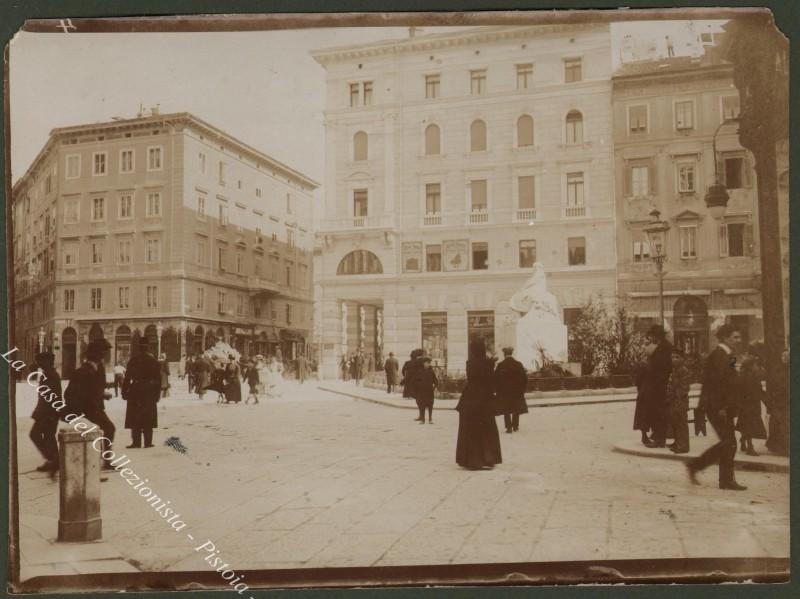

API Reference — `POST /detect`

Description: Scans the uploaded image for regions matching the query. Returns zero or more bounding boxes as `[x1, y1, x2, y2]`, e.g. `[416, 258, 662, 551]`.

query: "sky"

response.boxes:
[9, 20, 725, 186]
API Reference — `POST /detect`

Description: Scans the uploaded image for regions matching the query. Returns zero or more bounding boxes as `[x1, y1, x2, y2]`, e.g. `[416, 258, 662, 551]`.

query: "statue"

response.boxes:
[508, 263, 568, 371]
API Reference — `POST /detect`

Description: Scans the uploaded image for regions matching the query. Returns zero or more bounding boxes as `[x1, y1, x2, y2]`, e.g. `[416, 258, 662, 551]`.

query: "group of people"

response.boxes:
[634, 322, 787, 491]
[339, 351, 380, 385]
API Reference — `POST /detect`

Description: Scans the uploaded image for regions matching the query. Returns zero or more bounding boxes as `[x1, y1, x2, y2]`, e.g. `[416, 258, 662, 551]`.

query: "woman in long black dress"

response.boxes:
[223, 356, 242, 404]
[736, 353, 767, 455]
[455, 339, 502, 470]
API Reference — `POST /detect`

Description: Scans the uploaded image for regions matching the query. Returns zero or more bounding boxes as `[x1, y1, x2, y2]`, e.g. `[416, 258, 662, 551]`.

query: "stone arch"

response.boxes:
[337, 250, 383, 275]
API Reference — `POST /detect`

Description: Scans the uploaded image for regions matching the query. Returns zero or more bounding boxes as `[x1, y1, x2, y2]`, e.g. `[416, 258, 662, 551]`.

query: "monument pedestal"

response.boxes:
[58, 429, 102, 542]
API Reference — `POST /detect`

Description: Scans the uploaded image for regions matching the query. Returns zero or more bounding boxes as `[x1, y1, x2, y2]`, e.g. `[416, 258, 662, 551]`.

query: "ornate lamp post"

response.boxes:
[643, 209, 671, 327]
[704, 118, 738, 220]
[156, 321, 163, 357]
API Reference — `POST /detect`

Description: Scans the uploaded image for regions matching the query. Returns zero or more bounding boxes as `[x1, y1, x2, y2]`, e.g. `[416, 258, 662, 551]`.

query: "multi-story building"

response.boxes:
[311, 25, 617, 377]
[612, 55, 762, 354]
[12, 111, 317, 377]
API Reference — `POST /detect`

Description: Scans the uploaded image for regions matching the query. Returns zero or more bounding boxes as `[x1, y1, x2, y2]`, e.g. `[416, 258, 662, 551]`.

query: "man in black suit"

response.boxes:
[494, 347, 528, 433]
[687, 324, 745, 490]
[122, 338, 161, 448]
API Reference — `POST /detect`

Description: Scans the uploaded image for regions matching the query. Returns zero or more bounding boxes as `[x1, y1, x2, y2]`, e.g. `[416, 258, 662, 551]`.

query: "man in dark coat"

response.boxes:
[122, 338, 161, 448]
[384, 352, 400, 394]
[413, 356, 438, 423]
[351, 351, 364, 386]
[67, 339, 115, 469]
[494, 347, 528, 433]
[295, 354, 308, 384]
[687, 324, 745, 490]
[29, 352, 62, 472]
[643, 324, 673, 448]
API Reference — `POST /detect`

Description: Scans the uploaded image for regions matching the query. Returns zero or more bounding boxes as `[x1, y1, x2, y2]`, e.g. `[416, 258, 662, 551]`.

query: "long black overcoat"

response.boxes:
[493, 357, 528, 416]
[122, 352, 161, 429]
[413, 367, 438, 407]
[455, 358, 502, 469]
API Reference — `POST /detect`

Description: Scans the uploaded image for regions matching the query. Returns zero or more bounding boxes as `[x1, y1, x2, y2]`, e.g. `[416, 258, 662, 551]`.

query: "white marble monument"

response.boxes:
[508, 263, 569, 371]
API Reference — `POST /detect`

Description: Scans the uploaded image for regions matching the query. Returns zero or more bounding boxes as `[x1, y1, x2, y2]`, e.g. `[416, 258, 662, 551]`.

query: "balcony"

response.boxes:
[318, 214, 395, 232]
[564, 205, 586, 218]
[515, 208, 537, 222]
[423, 213, 442, 226]
[468, 209, 489, 225]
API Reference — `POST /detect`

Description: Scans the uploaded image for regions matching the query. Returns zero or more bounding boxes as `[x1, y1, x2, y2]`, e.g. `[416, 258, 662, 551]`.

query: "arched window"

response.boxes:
[424, 124, 440, 155]
[470, 120, 487, 152]
[565, 110, 583, 144]
[337, 250, 384, 275]
[517, 115, 534, 147]
[353, 131, 368, 161]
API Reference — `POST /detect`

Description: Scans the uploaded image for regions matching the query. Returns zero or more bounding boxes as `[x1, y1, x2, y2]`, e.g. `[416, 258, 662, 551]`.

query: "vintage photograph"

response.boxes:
[5, 8, 790, 593]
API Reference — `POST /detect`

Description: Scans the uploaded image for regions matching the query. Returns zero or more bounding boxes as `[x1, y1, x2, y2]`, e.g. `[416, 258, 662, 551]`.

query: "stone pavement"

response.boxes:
[14, 378, 789, 583]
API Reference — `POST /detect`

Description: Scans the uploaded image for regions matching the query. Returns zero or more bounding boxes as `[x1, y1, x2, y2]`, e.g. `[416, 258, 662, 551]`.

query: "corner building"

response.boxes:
[12, 112, 317, 377]
[612, 56, 762, 353]
[312, 26, 617, 377]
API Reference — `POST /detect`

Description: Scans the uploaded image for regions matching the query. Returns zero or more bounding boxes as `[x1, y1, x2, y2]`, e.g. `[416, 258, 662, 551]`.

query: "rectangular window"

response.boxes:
[236, 206, 246, 232]
[66, 154, 80, 178]
[118, 239, 131, 264]
[675, 100, 694, 130]
[516, 63, 533, 89]
[199, 152, 206, 173]
[63, 289, 75, 312]
[146, 285, 158, 308]
[91, 197, 105, 221]
[425, 74, 440, 99]
[145, 238, 161, 263]
[237, 295, 245, 316]
[721, 222, 747, 257]
[286, 193, 292, 214]
[349, 83, 360, 107]
[64, 199, 79, 224]
[677, 160, 696, 193]
[63, 245, 77, 267]
[519, 239, 537, 268]
[679, 226, 697, 259]
[287, 229, 295, 248]
[197, 195, 206, 219]
[286, 303, 293, 325]
[723, 155, 746, 189]
[218, 162, 227, 185]
[629, 104, 648, 133]
[217, 247, 226, 270]
[467, 311, 495, 354]
[217, 291, 226, 313]
[256, 187, 262, 198]
[518, 176, 535, 210]
[91, 241, 104, 265]
[92, 152, 107, 175]
[147, 146, 162, 170]
[721, 95, 740, 121]
[196, 287, 205, 311]
[631, 165, 650, 197]
[353, 189, 368, 217]
[363, 81, 373, 106]
[470, 69, 486, 95]
[299, 264, 308, 289]
[566, 172, 585, 207]
[568, 237, 586, 266]
[470, 180, 487, 212]
[146, 192, 161, 217]
[270, 256, 280, 282]
[120, 149, 134, 173]
[118, 287, 130, 309]
[426, 244, 442, 272]
[632, 238, 651, 262]
[218, 203, 228, 225]
[196, 239, 206, 265]
[564, 58, 582, 83]
[425, 183, 441, 214]
[119, 194, 133, 219]
[472, 242, 489, 270]
[90, 287, 103, 311]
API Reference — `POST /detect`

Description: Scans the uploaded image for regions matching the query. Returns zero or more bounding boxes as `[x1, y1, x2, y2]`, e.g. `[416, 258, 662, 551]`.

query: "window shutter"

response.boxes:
[649, 160, 657, 194]
[743, 154, 754, 187]
[744, 223, 755, 256]
[633, 241, 641, 259]
[624, 165, 632, 197]
[718, 224, 729, 257]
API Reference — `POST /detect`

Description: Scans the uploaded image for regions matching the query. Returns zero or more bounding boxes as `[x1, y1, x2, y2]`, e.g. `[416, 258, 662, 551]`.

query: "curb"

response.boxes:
[612, 442, 789, 474]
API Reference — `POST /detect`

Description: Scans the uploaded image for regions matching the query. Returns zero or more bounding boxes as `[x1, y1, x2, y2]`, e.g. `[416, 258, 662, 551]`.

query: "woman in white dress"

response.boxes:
[268, 357, 285, 397]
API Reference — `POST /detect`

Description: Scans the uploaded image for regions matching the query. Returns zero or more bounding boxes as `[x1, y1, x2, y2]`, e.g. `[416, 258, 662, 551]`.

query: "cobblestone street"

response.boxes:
[16, 379, 789, 578]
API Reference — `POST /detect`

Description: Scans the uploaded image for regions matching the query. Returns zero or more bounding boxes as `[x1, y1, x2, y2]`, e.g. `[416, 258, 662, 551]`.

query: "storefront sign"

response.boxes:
[443, 239, 469, 272]
[402, 242, 422, 273]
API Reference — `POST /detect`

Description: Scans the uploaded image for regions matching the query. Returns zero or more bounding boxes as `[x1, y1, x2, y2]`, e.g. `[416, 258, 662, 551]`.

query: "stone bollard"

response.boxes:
[57, 429, 102, 542]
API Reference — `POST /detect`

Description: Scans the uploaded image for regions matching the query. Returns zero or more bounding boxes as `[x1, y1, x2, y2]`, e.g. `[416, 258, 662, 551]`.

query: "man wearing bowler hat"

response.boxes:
[122, 337, 162, 448]
[29, 351, 62, 472]
[494, 347, 528, 433]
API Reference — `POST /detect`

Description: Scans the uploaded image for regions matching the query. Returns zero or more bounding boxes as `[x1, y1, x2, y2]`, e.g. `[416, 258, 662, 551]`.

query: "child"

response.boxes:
[736, 354, 767, 456]
[415, 357, 439, 424]
[244, 361, 260, 404]
[666, 349, 691, 454]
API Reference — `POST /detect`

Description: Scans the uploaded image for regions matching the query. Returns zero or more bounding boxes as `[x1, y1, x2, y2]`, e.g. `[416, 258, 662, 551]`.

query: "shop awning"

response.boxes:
[280, 329, 306, 341]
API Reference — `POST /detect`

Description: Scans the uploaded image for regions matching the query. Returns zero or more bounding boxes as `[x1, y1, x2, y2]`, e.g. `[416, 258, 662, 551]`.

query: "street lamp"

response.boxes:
[643, 208, 671, 327]
[704, 118, 738, 220]
[156, 321, 163, 357]
[38, 327, 45, 352]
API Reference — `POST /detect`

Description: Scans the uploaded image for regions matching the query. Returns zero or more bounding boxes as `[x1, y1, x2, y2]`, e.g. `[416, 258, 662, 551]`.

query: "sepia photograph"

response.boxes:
[3, 6, 792, 594]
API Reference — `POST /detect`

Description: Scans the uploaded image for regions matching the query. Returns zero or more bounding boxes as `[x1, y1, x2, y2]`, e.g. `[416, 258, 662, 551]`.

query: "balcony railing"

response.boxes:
[565, 205, 586, 217]
[515, 208, 537, 221]
[319, 214, 395, 231]
[423, 213, 442, 226]
[468, 210, 489, 224]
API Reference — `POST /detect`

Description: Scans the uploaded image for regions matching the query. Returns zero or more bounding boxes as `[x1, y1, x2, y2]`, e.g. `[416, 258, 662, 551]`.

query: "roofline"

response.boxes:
[13, 112, 319, 196]
[611, 61, 733, 83]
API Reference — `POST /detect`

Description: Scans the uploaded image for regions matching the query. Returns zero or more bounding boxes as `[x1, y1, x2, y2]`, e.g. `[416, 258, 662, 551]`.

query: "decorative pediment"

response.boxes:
[673, 210, 702, 221]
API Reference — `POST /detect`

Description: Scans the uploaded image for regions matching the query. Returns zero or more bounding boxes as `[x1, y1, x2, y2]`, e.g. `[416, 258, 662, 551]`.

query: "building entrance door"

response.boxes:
[61, 327, 77, 379]
[467, 310, 495, 355]
[421, 312, 447, 370]
[673, 296, 709, 356]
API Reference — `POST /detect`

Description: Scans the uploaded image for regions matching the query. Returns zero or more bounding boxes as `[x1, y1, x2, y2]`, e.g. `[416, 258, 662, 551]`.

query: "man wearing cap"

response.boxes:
[68, 339, 115, 469]
[494, 347, 528, 433]
[122, 338, 162, 448]
[29, 352, 62, 472]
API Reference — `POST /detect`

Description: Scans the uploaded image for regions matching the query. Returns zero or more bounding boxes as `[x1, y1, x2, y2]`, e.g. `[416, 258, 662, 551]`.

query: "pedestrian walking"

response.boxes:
[65, 339, 116, 469]
[642, 325, 673, 448]
[122, 338, 161, 448]
[185, 354, 195, 393]
[455, 339, 502, 470]
[159, 353, 171, 398]
[384, 352, 400, 393]
[666, 349, 691, 454]
[736, 352, 767, 456]
[402, 349, 424, 420]
[295, 354, 308, 384]
[29, 352, 61, 473]
[244, 361, 260, 404]
[414, 356, 438, 423]
[112, 361, 126, 398]
[194, 355, 211, 399]
[494, 347, 528, 434]
[224, 355, 242, 404]
[351, 351, 364, 386]
[687, 324, 746, 490]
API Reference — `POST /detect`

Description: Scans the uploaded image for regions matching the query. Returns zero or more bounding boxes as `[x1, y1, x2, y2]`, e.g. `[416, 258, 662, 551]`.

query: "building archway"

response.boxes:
[193, 325, 205, 354]
[143, 324, 158, 355]
[673, 295, 709, 356]
[205, 329, 216, 350]
[61, 327, 78, 379]
[88, 323, 110, 363]
[115, 325, 132, 365]
[162, 327, 180, 361]
[337, 250, 383, 275]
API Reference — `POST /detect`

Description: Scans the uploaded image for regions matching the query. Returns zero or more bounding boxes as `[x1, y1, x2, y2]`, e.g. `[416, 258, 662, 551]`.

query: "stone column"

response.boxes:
[57, 429, 102, 542]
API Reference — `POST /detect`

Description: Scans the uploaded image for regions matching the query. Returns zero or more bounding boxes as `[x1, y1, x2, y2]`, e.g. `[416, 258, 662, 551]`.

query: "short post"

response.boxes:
[57, 429, 102, 542]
